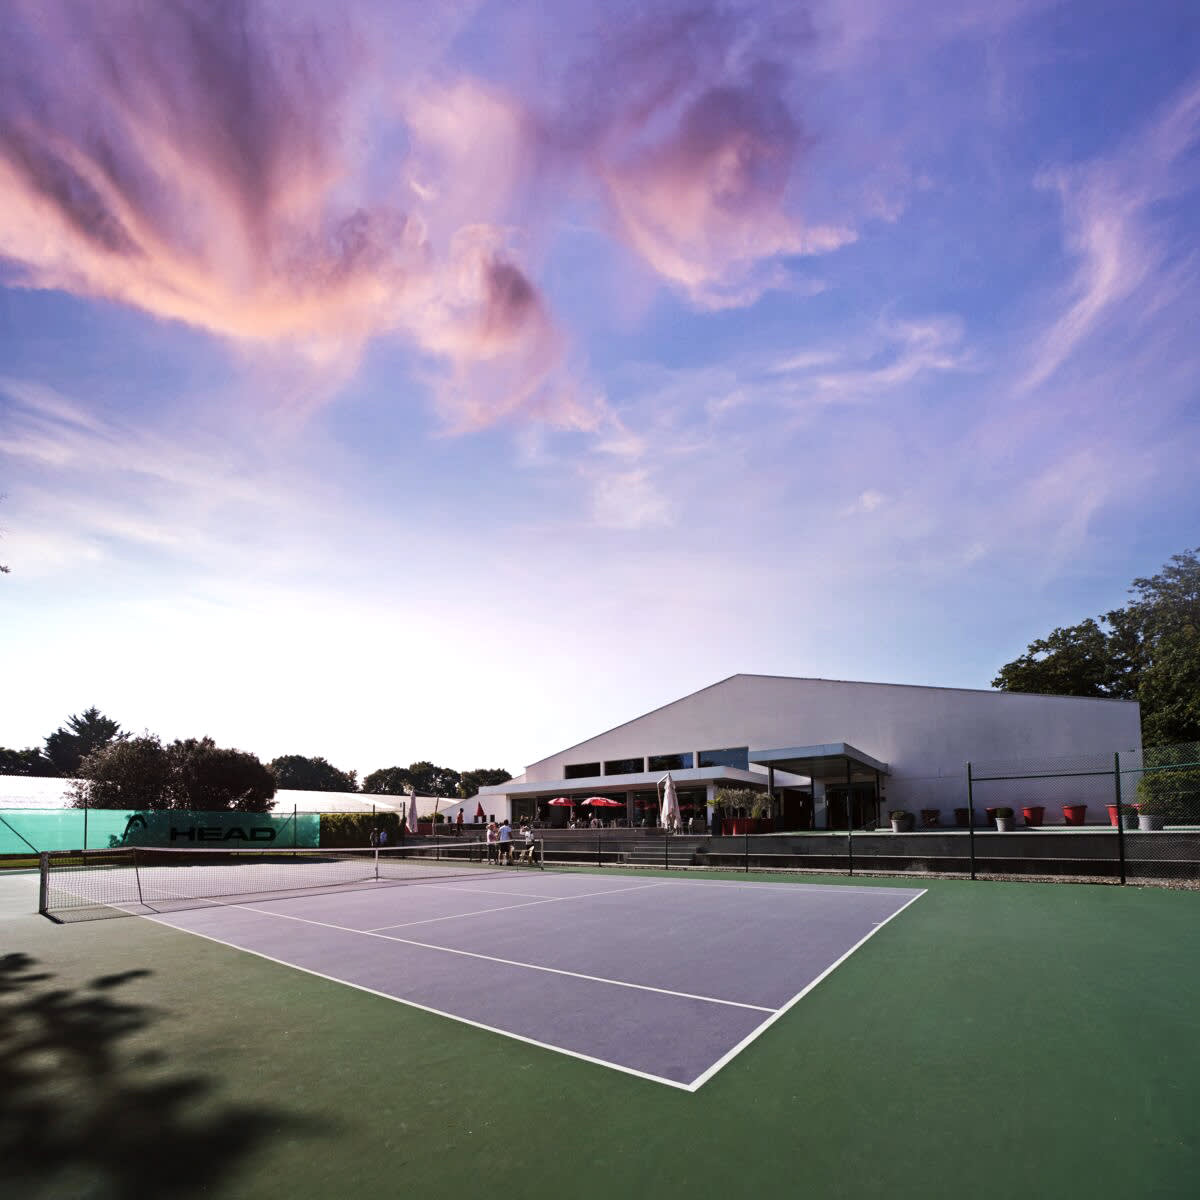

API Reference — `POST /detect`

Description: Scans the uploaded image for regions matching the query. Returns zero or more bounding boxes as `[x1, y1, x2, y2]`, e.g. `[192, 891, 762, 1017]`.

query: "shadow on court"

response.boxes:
[1, 952, 328, 1199]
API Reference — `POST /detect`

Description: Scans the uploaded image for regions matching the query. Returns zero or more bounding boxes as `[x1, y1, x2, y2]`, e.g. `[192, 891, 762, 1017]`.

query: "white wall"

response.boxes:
[518, 675, 1141, 817]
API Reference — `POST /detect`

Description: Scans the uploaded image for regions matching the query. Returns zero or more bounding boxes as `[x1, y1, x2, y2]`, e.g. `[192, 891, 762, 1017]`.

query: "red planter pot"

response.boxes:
[1022, 805, 1045, 828]
[721, 818, 774, 835]
[1062, 804, 1087, 826]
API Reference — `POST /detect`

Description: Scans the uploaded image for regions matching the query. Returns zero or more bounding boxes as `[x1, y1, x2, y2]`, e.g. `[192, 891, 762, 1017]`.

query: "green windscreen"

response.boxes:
[0, 808, 320, 854]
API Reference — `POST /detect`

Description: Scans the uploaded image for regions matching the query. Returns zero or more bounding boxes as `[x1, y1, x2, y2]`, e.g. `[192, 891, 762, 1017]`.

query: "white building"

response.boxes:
[476, 674, 1142, 829]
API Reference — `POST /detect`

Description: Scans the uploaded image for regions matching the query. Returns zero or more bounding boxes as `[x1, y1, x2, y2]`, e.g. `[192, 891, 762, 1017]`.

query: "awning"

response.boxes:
[749, 743, 888, 785]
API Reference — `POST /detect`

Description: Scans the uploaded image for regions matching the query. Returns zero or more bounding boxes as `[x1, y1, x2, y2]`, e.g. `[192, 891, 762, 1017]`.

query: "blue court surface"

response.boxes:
[141, 871, 924, 1090]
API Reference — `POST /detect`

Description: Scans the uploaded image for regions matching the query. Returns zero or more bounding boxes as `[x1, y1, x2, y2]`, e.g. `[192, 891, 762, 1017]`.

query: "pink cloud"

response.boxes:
[0, 1, 570, 426]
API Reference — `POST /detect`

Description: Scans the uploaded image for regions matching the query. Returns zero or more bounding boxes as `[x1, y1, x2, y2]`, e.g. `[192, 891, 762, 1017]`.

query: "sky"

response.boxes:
[1, 0, 1198, 781]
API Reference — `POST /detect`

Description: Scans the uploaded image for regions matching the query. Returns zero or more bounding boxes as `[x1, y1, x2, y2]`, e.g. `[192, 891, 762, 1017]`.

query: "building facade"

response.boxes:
[476, 674, 1142, 829]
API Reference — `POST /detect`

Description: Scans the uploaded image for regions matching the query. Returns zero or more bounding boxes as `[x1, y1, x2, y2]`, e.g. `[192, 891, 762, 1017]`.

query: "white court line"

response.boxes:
[183, 898, 775, 1014]
[682, 887, 927, 1091]
[364, 880, 674, 933]
[138, 914, 695, 1092]
[122, 875, 926, 1091]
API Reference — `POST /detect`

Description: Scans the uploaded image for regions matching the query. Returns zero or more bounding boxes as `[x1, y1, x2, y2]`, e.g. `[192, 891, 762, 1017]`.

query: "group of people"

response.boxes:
[484, 819, 538, 865]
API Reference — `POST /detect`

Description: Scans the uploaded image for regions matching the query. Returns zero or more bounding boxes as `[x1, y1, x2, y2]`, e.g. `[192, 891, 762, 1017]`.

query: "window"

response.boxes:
[604, 757, 644, 776]
[649, 753, 692, 772]
[564, 762, 600, 779]
[698, 746, 748, 770]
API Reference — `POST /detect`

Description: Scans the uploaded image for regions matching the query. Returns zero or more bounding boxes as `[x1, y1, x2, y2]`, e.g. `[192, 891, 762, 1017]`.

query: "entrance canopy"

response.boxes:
[749, 743, 888, 786]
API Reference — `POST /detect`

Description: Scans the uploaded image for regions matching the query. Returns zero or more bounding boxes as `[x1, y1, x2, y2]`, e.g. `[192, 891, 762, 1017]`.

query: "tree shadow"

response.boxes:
[1, 952, 331, 1199]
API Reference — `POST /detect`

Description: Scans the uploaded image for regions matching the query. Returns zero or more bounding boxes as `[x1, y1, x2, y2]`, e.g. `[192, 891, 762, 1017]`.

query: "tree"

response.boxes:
[993, 548, 1200, 745]
[69, 735, 173, 810]
[990, 618, 1130, 699]
[361, 766, 412, 796]
[457, 768, 513, 798]
[363, 762, 462, 798]
[43, 707, 122, 776]
[0, 747, 55, 776]
[171, 739, 277, 812]
[70, 735, 276, 812]
[268, 755, 358, 793]
[403, 761, 462, 799]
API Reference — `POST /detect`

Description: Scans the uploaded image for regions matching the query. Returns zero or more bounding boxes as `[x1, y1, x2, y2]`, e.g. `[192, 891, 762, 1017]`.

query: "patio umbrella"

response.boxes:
[583, 797, 622, 807]
[546, 797, 574, 806]
[474, 800, 486, 821]
[407, 791, 420, 835]
[660, 774, 681, 831]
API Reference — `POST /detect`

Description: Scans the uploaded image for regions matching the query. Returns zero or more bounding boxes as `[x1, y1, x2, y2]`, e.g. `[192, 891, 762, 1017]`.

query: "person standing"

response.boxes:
[456, 808, 464, 836]
[486, 821, 499, 864]
[497, 818, 513, 865]
[522, 823, 536, 865]
[379, 827, 388, 848]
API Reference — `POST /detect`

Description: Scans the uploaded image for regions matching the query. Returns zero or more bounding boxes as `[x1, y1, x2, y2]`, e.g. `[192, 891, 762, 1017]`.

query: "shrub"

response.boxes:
[1136, 765, 1200, 821]
[320, 812, 402, 848]
[993, 807, 1014, 819]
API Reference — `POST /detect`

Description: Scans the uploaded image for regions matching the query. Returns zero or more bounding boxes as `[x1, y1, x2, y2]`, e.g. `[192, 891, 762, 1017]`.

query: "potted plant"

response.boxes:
[1021, 805, 1045, 827]
[1135, 798, 1165, 831]
[920, 808, 941, 828]
[954, 807, 971, 828]
[993, 806, 1015, 832]
[1106, 802, 1137, 828]
[1062, 803, 1087, 825]
[889, 810, 914, 833]
[1136, 763, 1200, 831]
[715, 788, 773, 835]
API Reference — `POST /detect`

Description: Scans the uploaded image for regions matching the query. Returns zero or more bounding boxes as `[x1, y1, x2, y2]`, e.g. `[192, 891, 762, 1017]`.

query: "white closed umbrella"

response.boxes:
[408, 791, 419, 836]
[661, 773, 681, 832]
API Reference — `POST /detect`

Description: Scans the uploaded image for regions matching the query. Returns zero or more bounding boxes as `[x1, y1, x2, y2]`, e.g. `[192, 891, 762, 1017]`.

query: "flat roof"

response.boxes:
[750, 742, 889, 780]
[476, 764, 807, 797]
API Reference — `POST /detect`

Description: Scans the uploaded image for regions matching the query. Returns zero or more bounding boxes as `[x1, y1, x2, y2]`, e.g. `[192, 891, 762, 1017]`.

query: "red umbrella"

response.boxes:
[474, 801, 486, 820]
[584, 797, 623, 807]
[547, 797, 574, 806]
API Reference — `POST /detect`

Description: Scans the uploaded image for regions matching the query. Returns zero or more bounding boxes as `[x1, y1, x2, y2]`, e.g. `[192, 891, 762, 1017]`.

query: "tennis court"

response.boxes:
[4, 857, 1199, 1199]
[34, 843, 925, 1088]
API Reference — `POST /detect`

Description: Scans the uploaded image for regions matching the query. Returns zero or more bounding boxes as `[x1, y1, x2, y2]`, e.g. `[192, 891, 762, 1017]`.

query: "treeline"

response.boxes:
[993, 547, 1200, 746]
[0, 707, 512, 804]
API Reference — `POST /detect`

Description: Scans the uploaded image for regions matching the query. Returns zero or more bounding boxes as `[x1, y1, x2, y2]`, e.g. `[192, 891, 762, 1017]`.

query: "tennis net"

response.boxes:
[38, 839, 543, 922]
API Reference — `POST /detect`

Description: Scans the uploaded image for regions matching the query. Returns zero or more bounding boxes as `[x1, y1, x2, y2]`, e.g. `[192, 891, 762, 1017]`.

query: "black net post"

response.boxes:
[83, 794, 88, 851]
[599, 831, 603, 869]
[1114, 751, 1127, 885]
[967, 762, 977, 880]
[37, 852, 49, 914]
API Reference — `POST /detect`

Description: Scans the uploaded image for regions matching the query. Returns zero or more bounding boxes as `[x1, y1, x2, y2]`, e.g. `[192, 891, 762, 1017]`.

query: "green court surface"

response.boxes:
[3, 867, 1197, 1199]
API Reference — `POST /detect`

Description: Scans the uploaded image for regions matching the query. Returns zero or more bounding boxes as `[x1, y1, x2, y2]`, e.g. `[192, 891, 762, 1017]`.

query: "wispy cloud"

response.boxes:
[1023, 78, 1200, 390]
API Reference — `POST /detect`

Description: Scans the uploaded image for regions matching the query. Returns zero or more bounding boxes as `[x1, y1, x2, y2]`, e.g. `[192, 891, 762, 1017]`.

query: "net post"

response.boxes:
[374, 845, 381, 882]
[38, 852, 49, 915]
[537, 838, 544, 870]
[967, 762, 977, 881]
[744, 826, 749, 873]
[598, 830, 602, 869]
[1114, 751, 1127, 885]
[134, 849, 144, 906]
[83, 793, 88, 850]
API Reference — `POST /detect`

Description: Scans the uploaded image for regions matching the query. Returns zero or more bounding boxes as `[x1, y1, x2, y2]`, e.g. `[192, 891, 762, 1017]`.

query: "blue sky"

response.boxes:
[1, 0, 1198, 779]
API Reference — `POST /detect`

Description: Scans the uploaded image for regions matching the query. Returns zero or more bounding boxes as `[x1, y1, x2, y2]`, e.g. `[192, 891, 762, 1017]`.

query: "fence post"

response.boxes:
[967, 762, 977, 881]
[744, 826, 749, 873]
[1114, 751, 1127, 885]
[599, 831, 603, 869]
[846, 760, 854, 877]
[83, 792, 88, 851]
[293, 803, 297, 849]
